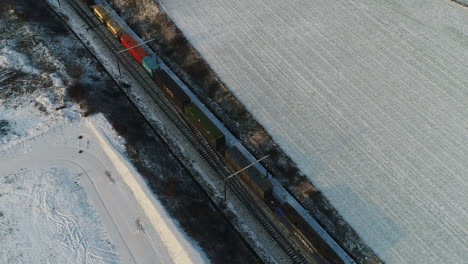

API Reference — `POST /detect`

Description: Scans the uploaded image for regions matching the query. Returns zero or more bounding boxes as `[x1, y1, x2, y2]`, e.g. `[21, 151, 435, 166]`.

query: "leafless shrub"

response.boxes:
[67, 83, 85, 102]
[125, 143, 139, 161]
[80, 102, 95, 117]
[16, 38, 34, 51]
[207, 80, 219, 98]
[12, 1, 48, 22]
[67, 64, 83, 79]
[0, 120, 9, 136]
[67, 82, 95, 117]
[0, 2, 12, 15]
[33, 101, 47, 114]
[105, 170, 115, 183]
[136, 217, 144, 232]
[0, 69, 16, 86]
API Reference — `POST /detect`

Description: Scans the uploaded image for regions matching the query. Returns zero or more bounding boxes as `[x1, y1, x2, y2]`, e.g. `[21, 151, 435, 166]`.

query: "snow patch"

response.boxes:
[88, 117, 208, 264]
[49, 72, 64, 87]
[0, 167, 118, 263]
[0, 46, 40, 75]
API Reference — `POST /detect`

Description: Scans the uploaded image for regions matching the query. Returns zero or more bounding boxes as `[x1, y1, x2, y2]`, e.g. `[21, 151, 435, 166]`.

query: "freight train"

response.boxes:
[86, 2, 343, 263]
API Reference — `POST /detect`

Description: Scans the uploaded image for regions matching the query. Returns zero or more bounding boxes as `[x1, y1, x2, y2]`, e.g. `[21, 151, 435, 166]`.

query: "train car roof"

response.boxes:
[186, 103, 224, 139]
[159, 70, 190, 103]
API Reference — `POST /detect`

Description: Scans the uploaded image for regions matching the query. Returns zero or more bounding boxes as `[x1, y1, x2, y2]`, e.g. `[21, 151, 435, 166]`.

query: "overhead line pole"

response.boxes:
[114, 38, 157, 76]
[115, 39, 156, 76]
[117, 38, 156, 53]
[224, 154, 270, 202]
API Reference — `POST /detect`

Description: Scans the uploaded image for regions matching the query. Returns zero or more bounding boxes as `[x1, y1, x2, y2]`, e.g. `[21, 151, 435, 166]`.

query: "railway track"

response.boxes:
[50, 0, 311, 262]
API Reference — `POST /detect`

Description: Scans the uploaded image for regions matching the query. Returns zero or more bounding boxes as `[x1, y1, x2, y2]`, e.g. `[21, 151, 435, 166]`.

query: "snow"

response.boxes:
[0, 166, 118, 263]
[49, 72, 64, 87]
[0, 46, 40, 75]
[0, 95, 73, 149]
[1, 4, 208, 262]
[154, 0, 468, 263]
[0, 114, 208, 264]
[88, 118, 207, 264]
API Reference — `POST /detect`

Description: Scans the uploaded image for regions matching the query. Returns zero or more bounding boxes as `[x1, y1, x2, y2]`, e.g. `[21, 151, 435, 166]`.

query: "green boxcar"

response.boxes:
[141, 56, 160, 77]
[184, 103, 224, 149]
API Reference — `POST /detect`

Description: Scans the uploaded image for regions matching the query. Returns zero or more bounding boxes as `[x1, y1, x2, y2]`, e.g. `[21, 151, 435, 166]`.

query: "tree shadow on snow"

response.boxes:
[324, 184, 405, 259]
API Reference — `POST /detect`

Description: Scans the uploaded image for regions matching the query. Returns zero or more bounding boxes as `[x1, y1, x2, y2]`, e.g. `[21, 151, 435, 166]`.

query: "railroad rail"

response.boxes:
[48, 0, 313, 262]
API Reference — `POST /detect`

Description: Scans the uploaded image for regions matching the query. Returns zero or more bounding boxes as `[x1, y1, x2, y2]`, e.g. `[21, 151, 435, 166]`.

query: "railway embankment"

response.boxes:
[105, 0, 382, 263]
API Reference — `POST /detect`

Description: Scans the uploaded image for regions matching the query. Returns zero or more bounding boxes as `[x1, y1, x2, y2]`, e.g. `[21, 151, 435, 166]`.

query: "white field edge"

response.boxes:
[87, 119, 201, 264]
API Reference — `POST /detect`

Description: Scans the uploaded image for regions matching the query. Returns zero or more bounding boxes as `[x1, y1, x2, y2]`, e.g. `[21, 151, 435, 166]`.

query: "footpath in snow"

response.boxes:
[0, 115, 208, 264]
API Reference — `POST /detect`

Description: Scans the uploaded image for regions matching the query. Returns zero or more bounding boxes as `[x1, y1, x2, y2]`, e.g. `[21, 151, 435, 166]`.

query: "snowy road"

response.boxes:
[0, 117, 207, 264]
[155, 0, 468, 263]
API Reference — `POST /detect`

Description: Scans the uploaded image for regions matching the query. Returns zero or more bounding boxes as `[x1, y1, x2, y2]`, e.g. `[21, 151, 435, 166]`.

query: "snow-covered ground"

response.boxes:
[0, 59, 207, 264]
[154, 0, 468, 263]
[0, 4, 208, 263]
[0, 114, 208, 264]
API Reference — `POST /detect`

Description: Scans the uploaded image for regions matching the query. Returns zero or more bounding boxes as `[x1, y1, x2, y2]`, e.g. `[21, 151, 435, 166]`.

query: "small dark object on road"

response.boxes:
[79, 150, 84, 153]
[78, 135, 83, 139]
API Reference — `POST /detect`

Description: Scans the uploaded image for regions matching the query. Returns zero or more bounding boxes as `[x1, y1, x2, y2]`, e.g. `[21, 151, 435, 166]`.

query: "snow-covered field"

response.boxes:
[155, 0, 468, 263]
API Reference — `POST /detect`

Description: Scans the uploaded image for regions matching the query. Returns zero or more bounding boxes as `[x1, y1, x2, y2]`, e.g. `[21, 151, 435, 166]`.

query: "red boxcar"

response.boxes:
[120, 33, 148, 64]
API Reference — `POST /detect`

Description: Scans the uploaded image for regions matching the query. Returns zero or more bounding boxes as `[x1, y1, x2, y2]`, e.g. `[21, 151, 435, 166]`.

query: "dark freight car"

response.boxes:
[225, 146, 273, 200]
[275, 203, 343, 264]
[154, 70, 190, 110]
[120, 34, 148, 64]
[184, 103, 224, 149]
